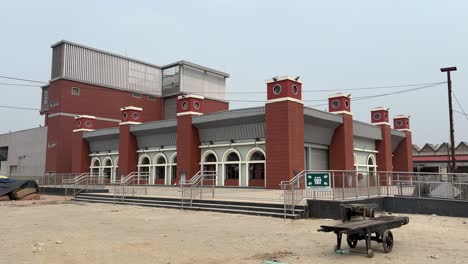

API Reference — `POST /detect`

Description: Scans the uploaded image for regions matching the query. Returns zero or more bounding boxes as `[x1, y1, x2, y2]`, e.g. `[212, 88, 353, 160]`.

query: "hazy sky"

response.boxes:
[1, 0, 467, 145]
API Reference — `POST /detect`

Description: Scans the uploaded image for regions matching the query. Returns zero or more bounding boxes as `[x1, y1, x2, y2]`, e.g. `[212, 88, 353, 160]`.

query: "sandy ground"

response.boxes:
[1, 196, 468, 264]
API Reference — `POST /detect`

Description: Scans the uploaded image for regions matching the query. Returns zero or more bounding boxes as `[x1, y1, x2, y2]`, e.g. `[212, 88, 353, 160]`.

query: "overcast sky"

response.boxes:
[0, 0, 467, 145]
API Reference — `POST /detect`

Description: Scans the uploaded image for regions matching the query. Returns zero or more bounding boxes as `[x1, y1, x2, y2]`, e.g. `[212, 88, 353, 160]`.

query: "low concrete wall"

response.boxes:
[39, 187, 109, 196]
[307, 196, 468, 219]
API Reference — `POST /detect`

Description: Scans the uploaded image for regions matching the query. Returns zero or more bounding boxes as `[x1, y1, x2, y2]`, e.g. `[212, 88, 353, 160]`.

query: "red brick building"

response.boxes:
[40, 41, 413, 189]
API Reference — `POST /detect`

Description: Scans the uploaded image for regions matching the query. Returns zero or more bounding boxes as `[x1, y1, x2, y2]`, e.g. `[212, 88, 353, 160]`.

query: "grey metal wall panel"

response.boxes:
[136, 133, 177, 149]
[304, 123, 335, 145]
[198, 122, 265, 142]
[51, 44, 64, 79]
[391, 134, 404, 152]
[181, 66, 225, 100]
[164, 98, 177, 120]
[57, 42, 162, 95]
[354, 137, 377, 151]
[353, 121, 382, 140]
[89, 138, 119, 152]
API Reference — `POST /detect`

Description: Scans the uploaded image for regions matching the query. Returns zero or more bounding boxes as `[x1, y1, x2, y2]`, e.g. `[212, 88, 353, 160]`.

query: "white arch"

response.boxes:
[222, 148, 242, 162]
[245, 147, 266, 187]
[169, 152, 177, 164]
[153, 153, 168, 184]
[222, 148, 242, 186]
[246, 147, 266, 161]
[114, 157, 119, 166]
[138, 154, 152, 166]
[103, 157, 113, 167]
[90, 157, 101, 167]
[153, 153, 168, 164]
[202, 150, 219, 163]
[367, 154, 377, 166]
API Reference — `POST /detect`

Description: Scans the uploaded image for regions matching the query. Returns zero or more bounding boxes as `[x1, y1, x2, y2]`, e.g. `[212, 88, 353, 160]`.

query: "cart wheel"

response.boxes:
[367, 249, 374, 258]
[382, 230, 394, 253]
[346, 235, 358, 248]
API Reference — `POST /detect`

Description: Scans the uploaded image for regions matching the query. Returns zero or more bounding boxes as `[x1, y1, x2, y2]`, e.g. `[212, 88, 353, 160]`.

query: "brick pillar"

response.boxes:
[265, 76, 304, 189]
[71, 115, 95, 173]
[328, 93, 354, 187]
[176, 95, 203, 184]
[393, 115, 413, 172]
[117, 106, 142, 179]
[370, 107, 392, 185]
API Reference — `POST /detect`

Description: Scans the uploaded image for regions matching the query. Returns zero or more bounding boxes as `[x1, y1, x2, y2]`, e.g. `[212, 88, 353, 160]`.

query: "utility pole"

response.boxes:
[440, 66, 457, 173]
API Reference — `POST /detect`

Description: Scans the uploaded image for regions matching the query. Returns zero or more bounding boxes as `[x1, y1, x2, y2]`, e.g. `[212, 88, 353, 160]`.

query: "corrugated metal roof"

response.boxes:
[192, 107, 265, 128]
[83, 127, 120, 140]
[391, 129, 406, 137]
[304, 107, 343, 124]
[353, 120, 382, 140]
[131, 119, 177, 135]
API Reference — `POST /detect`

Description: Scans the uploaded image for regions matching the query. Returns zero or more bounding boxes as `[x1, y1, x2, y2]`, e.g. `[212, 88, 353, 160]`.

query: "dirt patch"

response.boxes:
[250, 250, 295, 261]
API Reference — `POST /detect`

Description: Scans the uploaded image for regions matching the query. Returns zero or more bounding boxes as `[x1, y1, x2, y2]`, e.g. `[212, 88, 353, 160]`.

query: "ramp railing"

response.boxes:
[64, 173, 101, 197]
[180, 171, 216, 209]
[281, 170, 468, 218]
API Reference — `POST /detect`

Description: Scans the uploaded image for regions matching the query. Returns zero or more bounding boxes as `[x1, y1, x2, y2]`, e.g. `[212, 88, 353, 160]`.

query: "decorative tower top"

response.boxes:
[176, 94, 204, 116]
[73, 115, 96, 132]
[394, 115, 410, 131]
[328, 93, 351, 114]
[370, 107, 390, 125]
[265, 75, 302, 103]
[120, 106, 143, 125]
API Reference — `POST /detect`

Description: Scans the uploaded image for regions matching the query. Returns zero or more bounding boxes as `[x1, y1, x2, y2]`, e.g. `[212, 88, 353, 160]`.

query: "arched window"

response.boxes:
[155, 155, 167, 184]
[367, 154, 377, 186]
[202, 151, 218, 174]
[223, 150, 240, 185]
[138, 155, 151, 175]
[169, 153, 177, 184]
[102, 158, 113, 184]
[247, 149, 266, 187]
[90, 158, 101, 176]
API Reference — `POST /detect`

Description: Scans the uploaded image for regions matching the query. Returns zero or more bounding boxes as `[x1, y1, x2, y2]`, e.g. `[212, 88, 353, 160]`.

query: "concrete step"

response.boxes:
[73, 194, 307, 219]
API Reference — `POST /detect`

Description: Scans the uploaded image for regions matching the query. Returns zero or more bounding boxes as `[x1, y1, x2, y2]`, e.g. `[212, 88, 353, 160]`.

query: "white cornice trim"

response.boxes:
[48, 112, 120, 123]
[372, 122, 390, 126]
[266, 97, 303, 104]
[265, 75, 302, 84]
[394, 115, 410, 119]
[177, 111, 203, 116]
[73, 128, 95, 133]
[330, 110, 353, 116]
[89, 152, 119, 157]
[199, 141, 266, 149]
[396, 128, 412, 132]
[371, 107, 390, 112]
[328, 93, 351, 99]
[137, 147, 177, 153]
[119, 121, 142, 125]
[178, 94, 204, 100]
[120, 106, 143, 111]
[75, 115, 96, 119]
[354, 148, 378, 153]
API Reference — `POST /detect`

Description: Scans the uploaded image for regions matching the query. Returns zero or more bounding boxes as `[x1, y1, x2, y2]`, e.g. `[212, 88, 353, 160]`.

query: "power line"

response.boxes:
[453, 92, 468, 122]
[0, 105, 41, 111]
[0, 82, 43, 87]
[0, 75, 47, 84]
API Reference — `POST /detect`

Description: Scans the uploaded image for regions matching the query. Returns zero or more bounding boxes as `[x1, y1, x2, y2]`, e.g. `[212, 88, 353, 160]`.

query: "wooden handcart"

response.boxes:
[318, 215, 409, 258]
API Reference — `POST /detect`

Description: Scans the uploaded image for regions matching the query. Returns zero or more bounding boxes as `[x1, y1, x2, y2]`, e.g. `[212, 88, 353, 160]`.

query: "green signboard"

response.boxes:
[305, 172, 331, 191]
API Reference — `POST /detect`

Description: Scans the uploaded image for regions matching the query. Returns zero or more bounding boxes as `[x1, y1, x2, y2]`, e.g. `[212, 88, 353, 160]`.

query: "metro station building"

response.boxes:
[40, 41, 413, 189]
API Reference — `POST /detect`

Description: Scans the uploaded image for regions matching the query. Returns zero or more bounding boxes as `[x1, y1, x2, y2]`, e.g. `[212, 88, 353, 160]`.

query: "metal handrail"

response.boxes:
[64, 173, 101, 197]
[280, 170, 305, 219]
[114, 171, 151, 204]
[180, 171, 216, 209]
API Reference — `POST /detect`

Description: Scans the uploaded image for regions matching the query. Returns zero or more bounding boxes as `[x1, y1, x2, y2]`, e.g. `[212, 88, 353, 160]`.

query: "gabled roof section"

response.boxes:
[456, 141, 468, 151]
